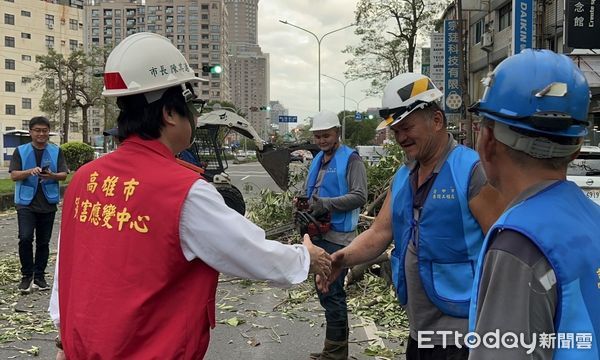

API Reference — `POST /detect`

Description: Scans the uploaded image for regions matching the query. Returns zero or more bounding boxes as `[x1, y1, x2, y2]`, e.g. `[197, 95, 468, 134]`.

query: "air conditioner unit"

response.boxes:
[482, 31, 494, 48]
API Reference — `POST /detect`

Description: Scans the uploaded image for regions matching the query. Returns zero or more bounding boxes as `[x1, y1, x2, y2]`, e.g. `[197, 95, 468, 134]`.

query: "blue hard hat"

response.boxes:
[469, 49, 590, 137]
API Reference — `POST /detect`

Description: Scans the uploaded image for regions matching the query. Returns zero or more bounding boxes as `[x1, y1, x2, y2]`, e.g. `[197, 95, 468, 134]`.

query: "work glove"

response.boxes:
[309, 195, 328, 219]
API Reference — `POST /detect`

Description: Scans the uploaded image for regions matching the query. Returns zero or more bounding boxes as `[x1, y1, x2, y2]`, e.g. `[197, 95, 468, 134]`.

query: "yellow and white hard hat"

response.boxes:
[376, 73, 443, 131]
[102, 32, 206, 99]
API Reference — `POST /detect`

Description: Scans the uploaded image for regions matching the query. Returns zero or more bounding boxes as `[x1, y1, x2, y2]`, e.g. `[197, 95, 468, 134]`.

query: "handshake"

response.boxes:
[302, 234, 344, 293]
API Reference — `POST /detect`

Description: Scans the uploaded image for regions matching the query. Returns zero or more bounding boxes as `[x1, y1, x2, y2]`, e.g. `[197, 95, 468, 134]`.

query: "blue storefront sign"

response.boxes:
[444, 20, 462, 114]
[512, 0, 534, 54]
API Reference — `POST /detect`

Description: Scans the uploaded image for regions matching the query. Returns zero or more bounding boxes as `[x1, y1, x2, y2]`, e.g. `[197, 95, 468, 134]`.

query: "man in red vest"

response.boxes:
[49, 32, 331, 360]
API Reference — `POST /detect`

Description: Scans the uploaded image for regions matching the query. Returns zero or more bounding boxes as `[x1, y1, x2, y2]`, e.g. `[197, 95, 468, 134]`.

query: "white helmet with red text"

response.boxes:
[102, 32, 205, 100]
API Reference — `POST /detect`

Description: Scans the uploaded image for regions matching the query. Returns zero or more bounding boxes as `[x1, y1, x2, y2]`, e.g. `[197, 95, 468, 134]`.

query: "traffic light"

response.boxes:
[259, 106, 271, 111]
[202, 64, 222, 74]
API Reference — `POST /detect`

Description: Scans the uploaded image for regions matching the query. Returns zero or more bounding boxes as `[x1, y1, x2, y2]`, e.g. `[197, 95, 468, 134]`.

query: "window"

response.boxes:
[45, 14, 54, 28]
[5, 105, 16, 115]
[21, 32, 31, 39]
[4, 13, 14, 25]
[21, 10, 31, 17]
[499, 3, 511, 31]
[22, 54, 31, 61]
[6, 126, 16, 131]
[69, 39, 78, 51]
[22, 98, 31, 109]
[21, 120, 29, 129]
[91, 9, 99, 17]
[70, 19, 78, 30]
[21, 76, 31, 83]
[45, 35, 54, 48]
[5, 81, 15, 92]
[5, 36, 15, 47]
[5, 59, 15, 69]
[46, 78, 55, 89]
[473, 19, 483, 44]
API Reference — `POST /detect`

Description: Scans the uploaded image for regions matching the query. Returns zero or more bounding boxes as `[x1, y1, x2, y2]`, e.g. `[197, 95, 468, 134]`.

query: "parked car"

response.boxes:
[567, 145, 600, 206]
[290, 150, 313, 163]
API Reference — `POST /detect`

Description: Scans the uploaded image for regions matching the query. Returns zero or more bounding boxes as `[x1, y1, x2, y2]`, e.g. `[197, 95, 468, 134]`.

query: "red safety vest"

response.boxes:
[59, 136, 218, 359]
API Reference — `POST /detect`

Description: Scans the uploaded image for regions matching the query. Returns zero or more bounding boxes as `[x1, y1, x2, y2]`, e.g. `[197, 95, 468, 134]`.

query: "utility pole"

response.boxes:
[455, 0, 473, 147]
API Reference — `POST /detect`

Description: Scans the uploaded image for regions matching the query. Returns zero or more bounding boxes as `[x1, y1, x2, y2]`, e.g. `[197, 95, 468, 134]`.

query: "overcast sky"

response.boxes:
[257, 0, 381, 126]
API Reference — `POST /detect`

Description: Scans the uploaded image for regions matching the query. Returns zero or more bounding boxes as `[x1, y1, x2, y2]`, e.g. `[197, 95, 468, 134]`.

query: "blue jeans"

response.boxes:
[17, 208, 56, 278]
[313, 238, 349, 341]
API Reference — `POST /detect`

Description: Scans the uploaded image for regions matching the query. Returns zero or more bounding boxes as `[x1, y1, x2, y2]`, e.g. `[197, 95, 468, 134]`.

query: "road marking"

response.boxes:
[240, 175, 249, 181]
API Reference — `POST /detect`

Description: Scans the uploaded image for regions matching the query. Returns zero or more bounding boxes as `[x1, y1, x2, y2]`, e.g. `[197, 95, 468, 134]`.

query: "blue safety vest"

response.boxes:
[390, 146, 483, 318]
[306, 145, 359, 233]
[14, 143, 60, 205]
[470, 181, 600, 359]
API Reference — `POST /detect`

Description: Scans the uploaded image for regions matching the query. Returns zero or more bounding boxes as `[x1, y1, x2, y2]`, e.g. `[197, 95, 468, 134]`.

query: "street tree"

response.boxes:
[36, 49, 88, 143]
[340, 111, 378, 147]
[345, 0, 446, 94]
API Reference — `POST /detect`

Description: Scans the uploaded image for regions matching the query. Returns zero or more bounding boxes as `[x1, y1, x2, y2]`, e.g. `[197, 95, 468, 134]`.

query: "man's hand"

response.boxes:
[309, 195, 327, 218]
[56, 350, 66, 360]
[29, 166, 43, 176]
[317, 251, 346, 294]
[303, 234, 331, 279]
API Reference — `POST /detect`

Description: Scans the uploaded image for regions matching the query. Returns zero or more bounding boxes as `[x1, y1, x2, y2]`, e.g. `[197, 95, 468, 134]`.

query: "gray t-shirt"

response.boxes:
[404, 135, 487, 344]
[302, 147, 368, 246]
[469, 182, 557, 360]
[9, 145, 69, 213]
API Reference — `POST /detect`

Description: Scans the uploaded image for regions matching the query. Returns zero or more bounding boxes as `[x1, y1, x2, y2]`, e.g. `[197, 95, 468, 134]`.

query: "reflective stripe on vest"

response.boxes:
[390, 145, 483, 318]
[14, 143, 60, 205]
[306, 145, 359, 233]
[470, 181, 600, 359]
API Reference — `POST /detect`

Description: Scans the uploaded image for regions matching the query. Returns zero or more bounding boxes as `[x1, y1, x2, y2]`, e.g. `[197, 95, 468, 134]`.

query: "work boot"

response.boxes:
[311, 338, 348, 360]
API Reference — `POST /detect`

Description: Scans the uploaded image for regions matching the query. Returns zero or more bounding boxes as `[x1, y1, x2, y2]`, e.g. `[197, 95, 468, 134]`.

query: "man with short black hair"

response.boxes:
[9, 116, 68, 293]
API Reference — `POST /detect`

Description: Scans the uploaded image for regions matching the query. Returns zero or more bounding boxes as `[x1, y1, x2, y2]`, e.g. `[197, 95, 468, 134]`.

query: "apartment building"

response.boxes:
[84, 0, 230, 102]
[1, 0, 85, 163]
[224, 0, 270, 140]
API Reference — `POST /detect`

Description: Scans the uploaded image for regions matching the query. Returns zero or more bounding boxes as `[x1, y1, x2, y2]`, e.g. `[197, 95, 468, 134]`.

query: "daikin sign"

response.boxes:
[512, 0, 534, 54]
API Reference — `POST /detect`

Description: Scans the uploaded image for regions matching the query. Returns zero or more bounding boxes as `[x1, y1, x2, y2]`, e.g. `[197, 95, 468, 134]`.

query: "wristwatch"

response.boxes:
[55, 335, 63, 350]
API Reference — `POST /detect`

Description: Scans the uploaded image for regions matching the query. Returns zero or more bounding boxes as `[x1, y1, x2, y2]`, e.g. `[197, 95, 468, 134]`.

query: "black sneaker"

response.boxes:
[32, 277, 50, 291]
[18, 276, 33, 294]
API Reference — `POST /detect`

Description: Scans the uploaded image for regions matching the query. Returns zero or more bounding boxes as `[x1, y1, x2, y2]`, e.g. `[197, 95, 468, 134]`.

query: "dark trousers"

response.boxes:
[406, 336, 469, 360]
[313, 238, 349, 341]
[17, 208, 56, 278]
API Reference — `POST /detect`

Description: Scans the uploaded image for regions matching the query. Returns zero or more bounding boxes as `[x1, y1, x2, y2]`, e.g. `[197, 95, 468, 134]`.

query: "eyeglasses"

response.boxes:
[31, 128, 50, 134]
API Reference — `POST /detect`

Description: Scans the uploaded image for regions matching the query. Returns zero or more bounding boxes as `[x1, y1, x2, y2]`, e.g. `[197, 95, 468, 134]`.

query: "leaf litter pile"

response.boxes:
[0, 254, 56, 356]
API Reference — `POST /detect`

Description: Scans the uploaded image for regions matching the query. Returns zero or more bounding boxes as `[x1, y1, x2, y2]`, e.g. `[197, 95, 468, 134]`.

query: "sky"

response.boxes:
[257, 0, 382, 126]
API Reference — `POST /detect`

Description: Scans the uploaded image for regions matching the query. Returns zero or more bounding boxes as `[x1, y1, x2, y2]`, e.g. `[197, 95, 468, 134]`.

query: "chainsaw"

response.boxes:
[265, 196, 331, 239]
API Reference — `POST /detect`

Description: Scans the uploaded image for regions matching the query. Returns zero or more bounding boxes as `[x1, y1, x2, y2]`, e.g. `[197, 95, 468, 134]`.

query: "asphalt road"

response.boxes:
[0, 162, 402, 359]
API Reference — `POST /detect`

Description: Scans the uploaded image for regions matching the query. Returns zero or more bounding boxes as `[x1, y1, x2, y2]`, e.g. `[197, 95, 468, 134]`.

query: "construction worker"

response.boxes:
[468, 49, 600, 359]
[304, 110, 368, 360]
[319, 73, 505, 359]
[49, 32, 332, 360]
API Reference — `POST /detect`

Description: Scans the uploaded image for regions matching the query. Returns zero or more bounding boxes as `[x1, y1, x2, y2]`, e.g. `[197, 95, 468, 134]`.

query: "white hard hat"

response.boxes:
[376, 73, 443, 130]
[309, 111, 340, 131]
[102, 32, 205, 98]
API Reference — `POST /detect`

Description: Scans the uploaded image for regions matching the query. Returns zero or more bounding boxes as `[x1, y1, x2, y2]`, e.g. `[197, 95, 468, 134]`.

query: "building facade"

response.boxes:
[1, 0, 85, 163]
[224, 0, 270, 140]
[438, 0, 600, 146]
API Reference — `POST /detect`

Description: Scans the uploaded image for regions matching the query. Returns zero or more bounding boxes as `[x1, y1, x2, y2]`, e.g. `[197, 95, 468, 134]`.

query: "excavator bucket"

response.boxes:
[257, 144, 292, 191]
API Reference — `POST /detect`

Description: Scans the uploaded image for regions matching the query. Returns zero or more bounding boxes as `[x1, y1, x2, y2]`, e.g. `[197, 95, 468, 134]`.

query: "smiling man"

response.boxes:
[302, 110, 368, 360]
[9, 116, 68, 294]
[319, 73, 506, 360]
